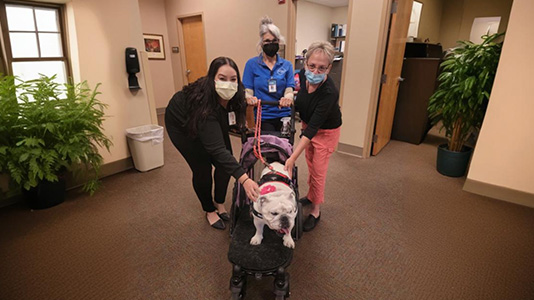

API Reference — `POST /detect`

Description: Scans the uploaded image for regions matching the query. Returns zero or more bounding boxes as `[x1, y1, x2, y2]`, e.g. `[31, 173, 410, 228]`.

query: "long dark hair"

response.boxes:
[183, 57, 246, 138]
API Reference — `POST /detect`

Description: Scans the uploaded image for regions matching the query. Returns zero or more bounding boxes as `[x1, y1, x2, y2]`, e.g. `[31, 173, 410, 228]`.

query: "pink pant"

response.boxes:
[302, 123, 341, 205]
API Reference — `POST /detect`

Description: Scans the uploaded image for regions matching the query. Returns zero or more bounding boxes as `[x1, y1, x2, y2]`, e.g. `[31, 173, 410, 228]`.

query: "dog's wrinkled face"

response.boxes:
[257, 190, 297, 235]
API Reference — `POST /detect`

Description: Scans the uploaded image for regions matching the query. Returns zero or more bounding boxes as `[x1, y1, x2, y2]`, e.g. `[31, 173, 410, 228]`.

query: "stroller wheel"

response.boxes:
[231, 292, 244, 300]
[230, 280, 246, 300]
[230, 265, 247, 299]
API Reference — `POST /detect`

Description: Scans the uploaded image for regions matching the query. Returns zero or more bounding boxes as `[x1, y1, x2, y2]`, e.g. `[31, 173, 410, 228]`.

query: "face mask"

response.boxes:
[215, 80, 238, 100]
[305, 69, 326, 85]
[262, 43, 279, 57]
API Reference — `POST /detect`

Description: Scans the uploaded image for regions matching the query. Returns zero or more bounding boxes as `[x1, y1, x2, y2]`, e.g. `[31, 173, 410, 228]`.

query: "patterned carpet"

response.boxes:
[0, 116, 533, 300]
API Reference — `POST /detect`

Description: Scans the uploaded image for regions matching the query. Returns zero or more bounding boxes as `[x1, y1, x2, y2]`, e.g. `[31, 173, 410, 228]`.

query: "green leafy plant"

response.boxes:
[0, 75, 112, 195]
[428, 33, 504, 152]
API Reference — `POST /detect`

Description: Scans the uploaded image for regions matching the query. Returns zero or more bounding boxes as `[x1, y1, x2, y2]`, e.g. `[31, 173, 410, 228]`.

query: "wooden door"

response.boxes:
[372, 0, 413, 155]
[180, 15, 207, 84]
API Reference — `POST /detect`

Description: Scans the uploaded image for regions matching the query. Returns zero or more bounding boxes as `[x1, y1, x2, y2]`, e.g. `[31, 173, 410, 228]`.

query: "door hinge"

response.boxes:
[391, 1, 398, 14]
[373, 134, 378, 143]
[381, 74, 387, 84]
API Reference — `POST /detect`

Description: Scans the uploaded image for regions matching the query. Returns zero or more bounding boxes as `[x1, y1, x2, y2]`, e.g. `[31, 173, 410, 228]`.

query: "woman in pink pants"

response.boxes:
[283, 41, 342, 232]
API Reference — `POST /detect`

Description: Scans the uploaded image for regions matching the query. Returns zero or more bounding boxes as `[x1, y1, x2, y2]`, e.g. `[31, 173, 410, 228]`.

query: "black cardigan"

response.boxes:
[295, 70, 342, 139]
[166, 91, 245, 179]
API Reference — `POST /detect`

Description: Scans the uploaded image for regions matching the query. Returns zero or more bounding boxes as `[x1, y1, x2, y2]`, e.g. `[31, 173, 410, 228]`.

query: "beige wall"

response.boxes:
[68, 0, 153, 163]
[440, 0, 513, 49]
[438, 0, 463, 49]
[458, 0, 513, 44]
[296, 1, 349, 55]
[164, 0, 288, 91]
[296, 1, 333, 55]
[331, 6, 349, 24]
[138, 0, 176, 109]
[465, 0, 534, 206]
[338, 0, 390, 156]
[416, 0, 443, 43]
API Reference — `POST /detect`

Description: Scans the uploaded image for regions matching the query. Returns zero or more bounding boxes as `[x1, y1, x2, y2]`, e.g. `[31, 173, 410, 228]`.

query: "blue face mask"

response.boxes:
[305, 69, 326, 85]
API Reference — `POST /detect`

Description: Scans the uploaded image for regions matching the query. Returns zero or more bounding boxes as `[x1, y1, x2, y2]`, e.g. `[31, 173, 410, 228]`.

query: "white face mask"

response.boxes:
[214, 80, 238, 100]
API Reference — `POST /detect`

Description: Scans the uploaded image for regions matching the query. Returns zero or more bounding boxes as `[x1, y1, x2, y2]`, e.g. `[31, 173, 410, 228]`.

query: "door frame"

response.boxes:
[370, 0, 413, 156]
[176, 12, 207, 87]
[286, 0, 297, 66]
[288, 0, 401, 158]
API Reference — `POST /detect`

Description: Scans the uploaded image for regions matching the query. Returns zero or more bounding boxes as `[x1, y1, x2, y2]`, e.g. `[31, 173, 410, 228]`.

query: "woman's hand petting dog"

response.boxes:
[243, 179, 260, 201]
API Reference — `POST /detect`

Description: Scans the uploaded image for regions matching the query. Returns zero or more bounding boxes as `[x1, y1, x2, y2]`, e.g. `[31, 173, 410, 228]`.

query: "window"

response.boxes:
[0, 1, 69, 83]
[408, 1, 423, 39]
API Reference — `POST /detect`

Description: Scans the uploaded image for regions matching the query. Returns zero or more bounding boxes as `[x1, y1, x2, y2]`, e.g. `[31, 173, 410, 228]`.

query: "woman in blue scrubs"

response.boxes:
[243, 16, 295, 132]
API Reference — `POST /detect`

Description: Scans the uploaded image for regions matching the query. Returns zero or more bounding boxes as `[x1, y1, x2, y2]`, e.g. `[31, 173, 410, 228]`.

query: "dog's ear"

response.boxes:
[259, 196, 269, 208]
[289, 192, 297, 212]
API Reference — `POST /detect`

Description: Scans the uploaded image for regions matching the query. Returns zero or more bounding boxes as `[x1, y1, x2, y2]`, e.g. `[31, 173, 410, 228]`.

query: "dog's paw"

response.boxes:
[283, 235, 295, 248]
[250, 235, 263, 245]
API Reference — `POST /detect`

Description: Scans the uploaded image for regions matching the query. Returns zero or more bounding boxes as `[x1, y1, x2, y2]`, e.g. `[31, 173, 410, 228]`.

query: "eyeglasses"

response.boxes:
[262, 39, 279, 45]
[306, 63, 329, 73]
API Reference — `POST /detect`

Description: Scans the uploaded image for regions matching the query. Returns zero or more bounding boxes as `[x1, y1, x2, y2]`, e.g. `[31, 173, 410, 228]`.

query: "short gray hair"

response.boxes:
[305, 41, 335, 64]
[257, 16, 285, 52]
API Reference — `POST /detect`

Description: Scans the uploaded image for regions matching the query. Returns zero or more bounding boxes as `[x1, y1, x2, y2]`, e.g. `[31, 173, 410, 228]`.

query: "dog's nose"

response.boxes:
[280, 216, 289, 228]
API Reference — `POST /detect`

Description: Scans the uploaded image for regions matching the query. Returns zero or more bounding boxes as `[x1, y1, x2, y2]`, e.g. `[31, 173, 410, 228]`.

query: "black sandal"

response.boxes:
[207, 213, 226, 230]
[217, 212, 230, 222]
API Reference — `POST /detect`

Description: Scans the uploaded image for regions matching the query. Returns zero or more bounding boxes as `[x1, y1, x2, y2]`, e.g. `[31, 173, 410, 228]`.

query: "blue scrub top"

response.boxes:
[242, 54, 295, 120]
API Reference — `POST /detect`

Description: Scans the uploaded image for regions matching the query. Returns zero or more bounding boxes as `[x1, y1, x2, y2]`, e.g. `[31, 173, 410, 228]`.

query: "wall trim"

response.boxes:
[0, 157, 134, 208]
[337, 142, 364, 158]
[464, 178, 534, 208]
[156, 107, 166, 115]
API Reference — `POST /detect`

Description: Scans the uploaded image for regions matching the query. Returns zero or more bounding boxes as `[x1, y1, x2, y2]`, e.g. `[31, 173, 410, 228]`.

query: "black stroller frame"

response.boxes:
[228, 101, 303, 300]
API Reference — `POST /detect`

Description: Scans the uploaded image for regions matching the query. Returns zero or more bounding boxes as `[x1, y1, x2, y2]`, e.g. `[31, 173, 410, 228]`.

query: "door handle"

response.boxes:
[398, 77, 405, 82]
[186, 69, 191, 75]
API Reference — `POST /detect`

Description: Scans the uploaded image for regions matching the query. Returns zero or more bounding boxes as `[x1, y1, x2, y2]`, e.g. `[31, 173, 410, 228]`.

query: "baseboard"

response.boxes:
[0, 157, 134, 208]
[337, 142, 364, 158]
[65, 157, 134, 190]
[464, 179, 534, 208]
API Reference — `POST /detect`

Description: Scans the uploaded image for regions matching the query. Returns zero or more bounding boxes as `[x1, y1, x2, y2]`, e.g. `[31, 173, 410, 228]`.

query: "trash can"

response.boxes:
[126, 124, 164, 172]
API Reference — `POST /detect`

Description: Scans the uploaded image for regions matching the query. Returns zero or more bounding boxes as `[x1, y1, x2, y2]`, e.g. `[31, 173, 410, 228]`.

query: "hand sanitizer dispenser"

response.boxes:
[125, 47, 141, 89]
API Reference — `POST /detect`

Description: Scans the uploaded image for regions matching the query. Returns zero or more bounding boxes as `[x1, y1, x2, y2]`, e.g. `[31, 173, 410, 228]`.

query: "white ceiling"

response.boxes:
[303, 0, 349, 8]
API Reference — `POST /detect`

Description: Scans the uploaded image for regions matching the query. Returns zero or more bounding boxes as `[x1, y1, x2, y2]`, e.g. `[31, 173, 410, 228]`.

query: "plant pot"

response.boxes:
[436, 144, 473, 177]
[23, 178, 66, 209]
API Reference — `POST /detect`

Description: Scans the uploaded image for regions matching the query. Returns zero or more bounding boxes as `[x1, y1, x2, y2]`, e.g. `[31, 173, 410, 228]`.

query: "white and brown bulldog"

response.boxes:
[250, 162, 297, 248]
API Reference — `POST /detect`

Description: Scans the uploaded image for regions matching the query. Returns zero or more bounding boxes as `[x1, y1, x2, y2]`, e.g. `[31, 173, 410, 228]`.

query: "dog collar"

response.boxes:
[252, 207, 263, 219]
[258, 171, 291, 187]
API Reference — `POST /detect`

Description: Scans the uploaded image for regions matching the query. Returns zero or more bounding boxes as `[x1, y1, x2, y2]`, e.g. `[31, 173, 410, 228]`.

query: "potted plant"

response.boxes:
[428, 33, 504, 177]
[0, 75, 112, 208]
[0, 76, 20, 199]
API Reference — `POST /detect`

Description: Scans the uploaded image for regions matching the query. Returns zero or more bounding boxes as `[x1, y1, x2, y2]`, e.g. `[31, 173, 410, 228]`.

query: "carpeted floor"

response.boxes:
[0, 116, 533, 300]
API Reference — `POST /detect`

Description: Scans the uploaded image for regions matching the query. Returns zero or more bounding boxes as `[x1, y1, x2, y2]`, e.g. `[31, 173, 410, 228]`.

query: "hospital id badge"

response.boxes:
[228, 111, 236, 126]
[268, 78, 277, 93]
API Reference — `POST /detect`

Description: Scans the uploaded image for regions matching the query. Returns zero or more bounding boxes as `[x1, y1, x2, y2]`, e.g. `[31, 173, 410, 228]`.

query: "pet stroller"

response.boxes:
[228, 101, 303, 300]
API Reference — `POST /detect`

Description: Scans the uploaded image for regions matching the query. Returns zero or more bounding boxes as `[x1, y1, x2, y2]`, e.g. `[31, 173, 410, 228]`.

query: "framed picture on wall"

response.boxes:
[143, 34, 165, 60]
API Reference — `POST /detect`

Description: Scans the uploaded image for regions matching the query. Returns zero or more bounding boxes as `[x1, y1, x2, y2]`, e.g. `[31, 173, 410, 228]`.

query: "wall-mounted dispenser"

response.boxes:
[125, 47, 141, 89]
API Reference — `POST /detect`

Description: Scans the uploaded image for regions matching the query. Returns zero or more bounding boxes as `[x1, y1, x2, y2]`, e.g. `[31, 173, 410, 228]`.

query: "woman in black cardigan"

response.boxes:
[282, 42, 342, 232]
[165, 57, 260, 230]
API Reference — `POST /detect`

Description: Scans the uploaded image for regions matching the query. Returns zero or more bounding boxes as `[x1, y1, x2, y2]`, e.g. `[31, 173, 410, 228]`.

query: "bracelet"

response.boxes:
[242, 178, 250, 185]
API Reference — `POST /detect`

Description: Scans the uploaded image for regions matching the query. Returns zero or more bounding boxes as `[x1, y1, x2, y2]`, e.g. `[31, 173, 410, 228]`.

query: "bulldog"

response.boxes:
[250, 162, 297, 249]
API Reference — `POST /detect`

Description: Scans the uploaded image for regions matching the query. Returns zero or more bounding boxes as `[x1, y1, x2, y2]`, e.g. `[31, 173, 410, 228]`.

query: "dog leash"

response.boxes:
[253, 99, 274, 171]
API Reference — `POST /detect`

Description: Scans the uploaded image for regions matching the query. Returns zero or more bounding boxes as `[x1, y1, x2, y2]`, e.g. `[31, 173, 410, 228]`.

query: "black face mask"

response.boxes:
[262, 43, 279, 57]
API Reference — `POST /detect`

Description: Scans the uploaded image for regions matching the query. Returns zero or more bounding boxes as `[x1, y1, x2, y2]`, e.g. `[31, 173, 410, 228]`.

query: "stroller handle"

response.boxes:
[241, 99, 297, 145]
[259, 100, 286, 106]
